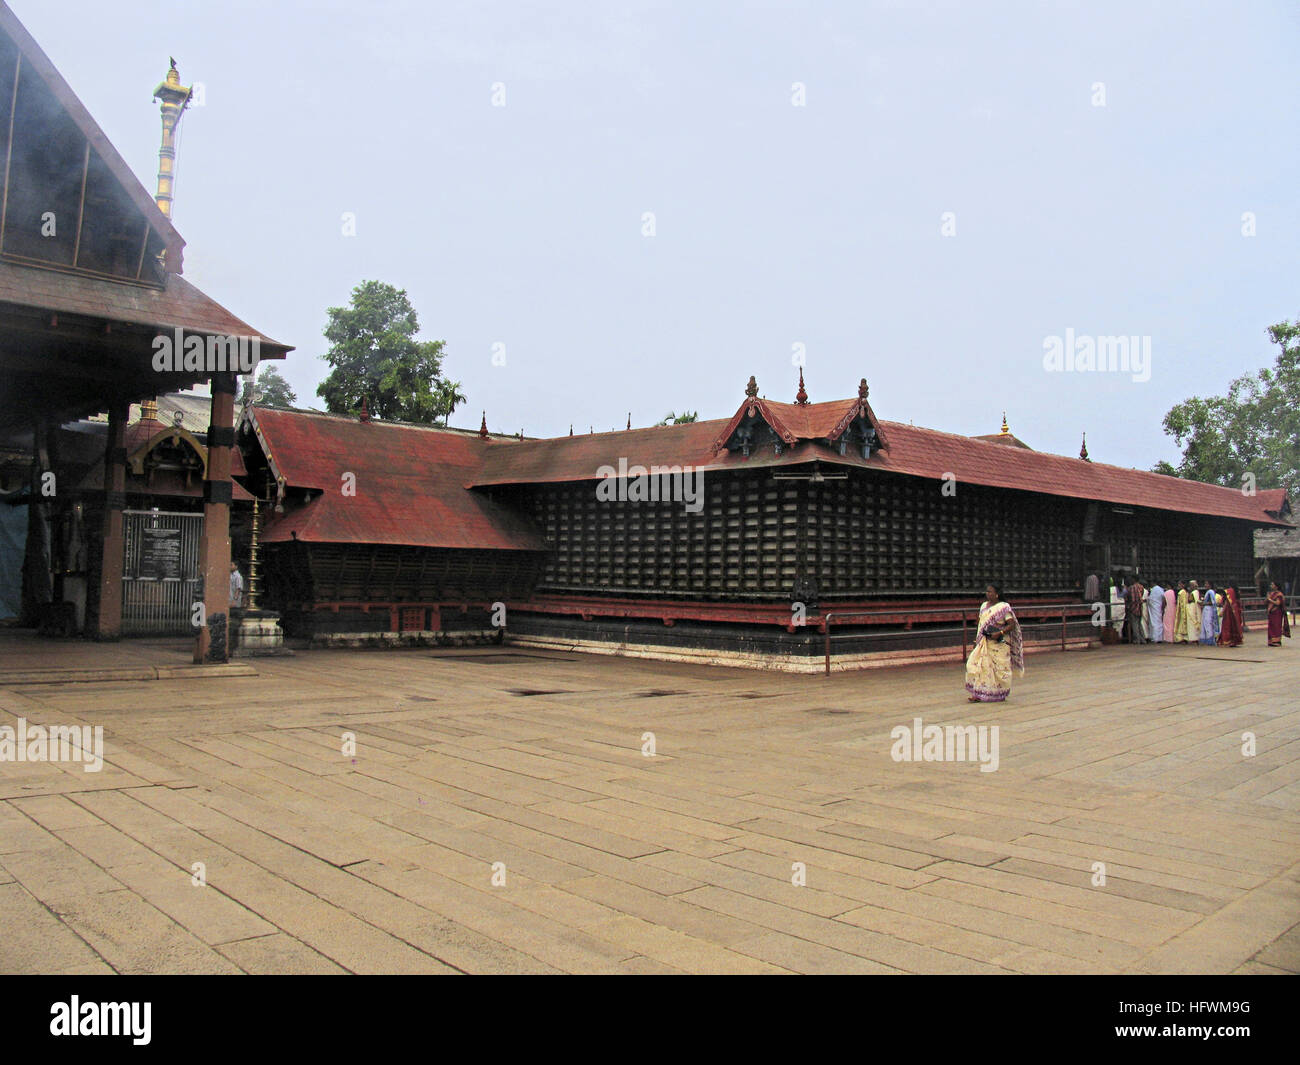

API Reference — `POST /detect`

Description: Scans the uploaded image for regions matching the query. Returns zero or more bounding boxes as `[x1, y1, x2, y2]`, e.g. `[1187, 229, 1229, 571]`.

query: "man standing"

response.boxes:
[1147, 579, 1165, 643]
[229, 560, 244, 609]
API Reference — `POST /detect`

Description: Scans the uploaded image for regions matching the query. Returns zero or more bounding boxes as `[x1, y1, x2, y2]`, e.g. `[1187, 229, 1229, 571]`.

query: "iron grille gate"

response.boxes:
[122, 509, 203, 635]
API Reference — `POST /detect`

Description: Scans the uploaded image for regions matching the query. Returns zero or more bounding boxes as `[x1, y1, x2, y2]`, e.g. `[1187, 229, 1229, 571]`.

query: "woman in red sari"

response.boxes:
[1267, 581, 1292, 647]
[1217, 584, 1245, 647]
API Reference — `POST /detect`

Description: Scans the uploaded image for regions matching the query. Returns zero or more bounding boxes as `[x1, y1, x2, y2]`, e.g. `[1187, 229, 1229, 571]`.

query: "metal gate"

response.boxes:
[122, 510, 203, 635]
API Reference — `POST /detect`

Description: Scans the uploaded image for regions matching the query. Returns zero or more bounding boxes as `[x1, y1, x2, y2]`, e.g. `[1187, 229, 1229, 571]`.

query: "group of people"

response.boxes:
[1087, 574, 1293, 649]
[964, 577, 1292, 704]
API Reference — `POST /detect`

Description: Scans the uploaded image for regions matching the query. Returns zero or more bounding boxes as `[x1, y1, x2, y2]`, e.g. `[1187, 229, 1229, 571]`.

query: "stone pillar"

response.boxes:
[93, 399, 128, 639]
[197, 373, 236, 662]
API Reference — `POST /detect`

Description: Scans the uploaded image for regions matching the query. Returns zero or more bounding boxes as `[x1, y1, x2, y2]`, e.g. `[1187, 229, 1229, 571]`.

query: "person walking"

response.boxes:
[1217, 583, 1244, 647]
[964, 584, 1024, 702]
[1267, 581, 1292, 647]
[1110, 577, 1126, 639]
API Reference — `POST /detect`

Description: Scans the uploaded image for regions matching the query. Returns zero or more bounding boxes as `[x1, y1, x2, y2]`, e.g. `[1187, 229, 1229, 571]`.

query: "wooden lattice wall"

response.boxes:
[262, 542, 544, 608]
[509, 468, 1259, 601]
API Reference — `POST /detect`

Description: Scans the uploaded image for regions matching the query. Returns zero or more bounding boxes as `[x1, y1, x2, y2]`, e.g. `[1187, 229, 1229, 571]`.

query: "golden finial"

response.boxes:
[1000, 411, 1009, 436]
[152, 59, 193, 219]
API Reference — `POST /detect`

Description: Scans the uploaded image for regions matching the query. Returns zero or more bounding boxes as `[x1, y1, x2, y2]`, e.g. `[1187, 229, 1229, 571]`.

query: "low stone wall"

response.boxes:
[504, 632, 1099, 673]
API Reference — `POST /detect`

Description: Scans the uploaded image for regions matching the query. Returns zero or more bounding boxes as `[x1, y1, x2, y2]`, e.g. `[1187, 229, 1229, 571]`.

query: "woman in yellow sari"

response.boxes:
[1182, 581, 1202, 643]
[1173, 581, 1189, 643]
[965, 584, 1024, 702]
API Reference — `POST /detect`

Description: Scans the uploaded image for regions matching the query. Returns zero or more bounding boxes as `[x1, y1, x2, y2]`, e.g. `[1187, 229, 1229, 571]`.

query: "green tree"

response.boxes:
[656, 410, 698, 426]
[1155, 319, 1300, 491]
[240, 364, 297, 409]
[316, 281, 452, 424]
[435, 379, 467, 427]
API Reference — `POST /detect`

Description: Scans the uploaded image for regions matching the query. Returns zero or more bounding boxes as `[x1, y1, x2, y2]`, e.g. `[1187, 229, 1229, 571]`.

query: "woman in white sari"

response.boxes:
[965, 584, 1024, 702]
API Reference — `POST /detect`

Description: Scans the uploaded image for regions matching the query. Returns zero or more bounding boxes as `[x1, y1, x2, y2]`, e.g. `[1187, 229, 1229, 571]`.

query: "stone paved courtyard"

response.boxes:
[1, 632, 1298, 974]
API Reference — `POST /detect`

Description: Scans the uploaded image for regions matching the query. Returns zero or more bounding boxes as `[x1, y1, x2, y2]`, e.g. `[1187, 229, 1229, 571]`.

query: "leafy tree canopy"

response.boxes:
[1154, 319, 1299, 492]
[656, 410, 699, 426]
[434, 379, 467, 427]
[239, 364, 297, 409]
[316, 281, 459, 424]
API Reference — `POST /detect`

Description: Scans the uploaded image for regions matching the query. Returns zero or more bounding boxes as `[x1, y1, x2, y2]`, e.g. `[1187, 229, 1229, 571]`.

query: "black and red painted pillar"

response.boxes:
[195, 372, 236, 662]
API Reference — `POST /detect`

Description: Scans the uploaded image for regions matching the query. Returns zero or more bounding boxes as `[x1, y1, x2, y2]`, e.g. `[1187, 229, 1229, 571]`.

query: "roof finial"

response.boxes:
[745, 375, 759, 398]
[152, 59, 193, 220]
[1080, 432, 1090, 461]
[569, 424, 573, 436]
[858, 378, 869, 400]
[627, 412, 631, 431]
[1000, 411, 1009, 436]
[359, 396, 370, 423]
[478, 411, 488, 439]
[795, 368, 808, 405]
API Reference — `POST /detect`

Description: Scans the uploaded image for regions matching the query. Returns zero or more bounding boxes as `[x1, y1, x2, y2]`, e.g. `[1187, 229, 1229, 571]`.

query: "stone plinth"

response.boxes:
[231, 608, 292, 657]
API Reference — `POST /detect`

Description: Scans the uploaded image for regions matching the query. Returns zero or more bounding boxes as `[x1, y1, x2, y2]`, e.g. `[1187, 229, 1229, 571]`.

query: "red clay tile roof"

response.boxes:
[0, 262, 291, 352]
[971, 433, 1033, 449]
[471, 400, 1292, 527]
[241, 399, 1292, 550]
[710, 396, 891, 451]
[247, 408, 546, 551]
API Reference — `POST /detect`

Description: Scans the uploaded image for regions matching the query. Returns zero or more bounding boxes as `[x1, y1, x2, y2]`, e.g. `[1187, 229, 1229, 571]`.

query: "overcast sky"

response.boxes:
[15, 0, 1299, 468]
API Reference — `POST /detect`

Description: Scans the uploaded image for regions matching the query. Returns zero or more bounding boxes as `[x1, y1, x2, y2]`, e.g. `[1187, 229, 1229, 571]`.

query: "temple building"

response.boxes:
[1255, 526, 1299, 598]
[237, 374, 1293, 669]
[0, 2, 290, 656]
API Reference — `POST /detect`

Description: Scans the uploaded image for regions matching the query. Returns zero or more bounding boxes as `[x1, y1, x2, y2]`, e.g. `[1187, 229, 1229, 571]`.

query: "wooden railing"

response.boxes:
[819, 594, 1300, 675]
[819, 603, 1099, 677]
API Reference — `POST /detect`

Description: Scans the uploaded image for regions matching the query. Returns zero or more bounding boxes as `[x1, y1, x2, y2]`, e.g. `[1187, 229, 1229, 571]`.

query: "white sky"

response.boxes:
[15, 0, 1300, 467]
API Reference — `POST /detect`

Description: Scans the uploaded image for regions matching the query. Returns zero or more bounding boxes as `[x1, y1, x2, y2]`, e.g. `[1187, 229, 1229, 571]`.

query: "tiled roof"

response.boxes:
[239, 398, 1292, 552]
[247, 408, 546, 551]
[471, 397, 1293, 527]
[0, 262, 291, 351]
[710, 396, 890, 452]
[971, 433, 1033, 449]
